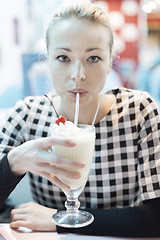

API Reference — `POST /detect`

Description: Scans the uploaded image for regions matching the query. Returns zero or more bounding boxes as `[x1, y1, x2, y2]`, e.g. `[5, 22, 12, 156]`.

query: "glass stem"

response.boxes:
[65, 198, 80, 213]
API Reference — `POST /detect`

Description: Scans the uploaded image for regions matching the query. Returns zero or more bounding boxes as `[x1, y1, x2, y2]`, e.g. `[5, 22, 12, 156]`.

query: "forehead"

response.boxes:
[48, 17, 110, 50]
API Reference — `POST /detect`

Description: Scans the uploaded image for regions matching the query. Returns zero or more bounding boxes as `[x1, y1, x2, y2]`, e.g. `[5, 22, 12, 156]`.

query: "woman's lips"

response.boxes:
[68, 88, 88, 98]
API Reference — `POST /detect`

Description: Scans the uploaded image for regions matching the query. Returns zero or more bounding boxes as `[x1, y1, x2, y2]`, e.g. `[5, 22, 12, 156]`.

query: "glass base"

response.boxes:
[52, 210, 94, 228]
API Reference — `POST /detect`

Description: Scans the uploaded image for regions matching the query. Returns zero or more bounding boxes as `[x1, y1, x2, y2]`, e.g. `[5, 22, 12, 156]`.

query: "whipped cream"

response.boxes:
[52, 121, 81, 137]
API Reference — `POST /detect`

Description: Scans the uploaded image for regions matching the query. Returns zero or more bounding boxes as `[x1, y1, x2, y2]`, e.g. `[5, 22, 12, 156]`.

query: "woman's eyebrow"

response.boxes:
[86, 47, 102, 52]
[54, 47, 102, 52]
[55, 47, 71, 52]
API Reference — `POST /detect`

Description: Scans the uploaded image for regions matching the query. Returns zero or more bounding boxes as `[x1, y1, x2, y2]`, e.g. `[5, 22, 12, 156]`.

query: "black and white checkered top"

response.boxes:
[0, 88, 160, 210]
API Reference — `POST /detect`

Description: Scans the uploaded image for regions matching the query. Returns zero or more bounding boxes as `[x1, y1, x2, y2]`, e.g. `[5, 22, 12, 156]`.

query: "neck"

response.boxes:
[59, 96, 101, 125]
[54, 93, 115, 125]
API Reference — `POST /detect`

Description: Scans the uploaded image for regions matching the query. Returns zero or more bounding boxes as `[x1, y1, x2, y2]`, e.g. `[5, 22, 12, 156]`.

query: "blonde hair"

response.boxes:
[45, 0, 114, 55]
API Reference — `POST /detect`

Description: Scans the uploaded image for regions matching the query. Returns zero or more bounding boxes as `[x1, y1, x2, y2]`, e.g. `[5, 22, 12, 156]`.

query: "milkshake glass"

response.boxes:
[51, 122, 95, 228]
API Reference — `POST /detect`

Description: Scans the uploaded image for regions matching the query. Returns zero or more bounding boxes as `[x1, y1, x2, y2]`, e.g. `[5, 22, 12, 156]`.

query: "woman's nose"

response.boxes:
[71, 62, 86, 82]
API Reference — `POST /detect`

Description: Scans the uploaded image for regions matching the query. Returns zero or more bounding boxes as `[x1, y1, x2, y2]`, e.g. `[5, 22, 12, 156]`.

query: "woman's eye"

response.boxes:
[88, 56, 101, 63]
[57, 55, 70, 62]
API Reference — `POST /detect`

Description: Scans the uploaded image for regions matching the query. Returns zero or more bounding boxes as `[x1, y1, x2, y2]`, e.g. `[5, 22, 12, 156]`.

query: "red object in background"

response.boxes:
[96, 0, 140, 88]
[104, 0, 139, 66]
[107, 0, 122, 11]
[147, 11, 160, 30]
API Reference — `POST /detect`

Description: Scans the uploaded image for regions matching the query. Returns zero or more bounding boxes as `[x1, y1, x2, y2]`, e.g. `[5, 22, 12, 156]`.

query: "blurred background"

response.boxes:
[0, 0, 160, 220]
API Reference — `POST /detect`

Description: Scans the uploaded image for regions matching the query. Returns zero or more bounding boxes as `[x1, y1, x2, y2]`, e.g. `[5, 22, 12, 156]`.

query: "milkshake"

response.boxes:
[51, 121, 95, 190]
[45, 93, 96, 227]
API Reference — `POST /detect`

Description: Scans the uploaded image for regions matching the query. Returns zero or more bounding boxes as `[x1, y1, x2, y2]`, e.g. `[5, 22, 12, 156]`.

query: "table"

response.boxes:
[0, 224, 159, 240]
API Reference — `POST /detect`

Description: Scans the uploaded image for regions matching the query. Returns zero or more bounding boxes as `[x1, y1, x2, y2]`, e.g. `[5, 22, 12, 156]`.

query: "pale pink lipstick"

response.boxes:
[68, 88, 88, 98]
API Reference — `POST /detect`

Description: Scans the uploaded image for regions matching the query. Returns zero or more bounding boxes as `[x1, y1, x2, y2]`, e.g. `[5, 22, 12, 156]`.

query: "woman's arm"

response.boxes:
[0, 154, 24, 208]
[57, 197, 160, 237]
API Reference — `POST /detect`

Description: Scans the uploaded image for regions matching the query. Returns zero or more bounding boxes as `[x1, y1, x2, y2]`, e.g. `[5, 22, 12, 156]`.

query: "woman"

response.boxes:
[0, 0, 160, 237]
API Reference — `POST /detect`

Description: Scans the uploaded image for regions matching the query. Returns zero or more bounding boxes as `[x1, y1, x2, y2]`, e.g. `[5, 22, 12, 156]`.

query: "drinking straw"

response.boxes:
[92, 94, 102, 126]
[74, 93, 79, 126]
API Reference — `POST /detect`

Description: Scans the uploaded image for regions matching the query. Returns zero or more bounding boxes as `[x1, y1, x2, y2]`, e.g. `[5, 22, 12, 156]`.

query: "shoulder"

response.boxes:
[5, 92, 56, 120]
[113, 87, 150, 99]
[110, 87, 159, 108]
[106, 88, 160, 119]
[12, 92, 55, 111]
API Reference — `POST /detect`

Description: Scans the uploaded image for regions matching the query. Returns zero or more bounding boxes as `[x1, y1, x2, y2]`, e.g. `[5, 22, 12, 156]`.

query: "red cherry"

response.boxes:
[56, 115, 67, 125]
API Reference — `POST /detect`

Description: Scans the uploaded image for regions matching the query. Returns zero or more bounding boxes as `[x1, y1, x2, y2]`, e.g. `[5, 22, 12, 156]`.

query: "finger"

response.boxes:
[12, 203, 29, 211]
[42, 172, 70, 192]
[36, 151, 85, 169]
[11, 203, 30, 214]
[11, 213, 26, 222]
[35, 136, 76, 150]
[11, 209, 20, 219]
[52, 166, 81, 179]
[11, 208, 28, 219]
[10, 220, 31, 229]
[15, 203, 31, 209]
[50, 155, 85, 169]
[39, 164, 81, 180]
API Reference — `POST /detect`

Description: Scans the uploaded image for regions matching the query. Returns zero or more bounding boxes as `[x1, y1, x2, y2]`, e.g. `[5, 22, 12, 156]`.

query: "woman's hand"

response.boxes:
[7, 137, 84, 191]
[10, 202, 57, 231]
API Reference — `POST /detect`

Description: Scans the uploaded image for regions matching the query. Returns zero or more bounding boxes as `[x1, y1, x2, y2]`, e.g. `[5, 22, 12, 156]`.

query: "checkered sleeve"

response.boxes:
[0, 98, 31, 159]
[137, 92, 160, 201]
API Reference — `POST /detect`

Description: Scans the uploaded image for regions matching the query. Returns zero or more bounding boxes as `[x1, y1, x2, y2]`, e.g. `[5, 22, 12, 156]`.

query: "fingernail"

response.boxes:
[81, 162, 85, 167]
[77, 162, 85, 168]
[67, 140, 76, 145]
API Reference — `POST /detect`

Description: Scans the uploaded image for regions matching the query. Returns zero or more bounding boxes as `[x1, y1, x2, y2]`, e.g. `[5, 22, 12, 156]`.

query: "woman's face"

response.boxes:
[47, 17, 112, 105]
